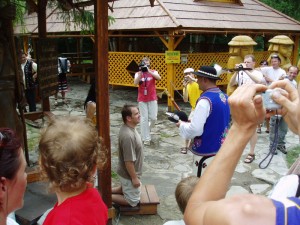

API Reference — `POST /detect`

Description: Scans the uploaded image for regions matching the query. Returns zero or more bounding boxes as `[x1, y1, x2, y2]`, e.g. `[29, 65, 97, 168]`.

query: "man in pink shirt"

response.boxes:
[134, 57, 161, 146]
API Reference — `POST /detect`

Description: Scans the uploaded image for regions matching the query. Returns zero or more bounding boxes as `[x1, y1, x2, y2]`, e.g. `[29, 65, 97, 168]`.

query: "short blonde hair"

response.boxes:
[39, 116, 103, 192]
[175, 176, 199, 214]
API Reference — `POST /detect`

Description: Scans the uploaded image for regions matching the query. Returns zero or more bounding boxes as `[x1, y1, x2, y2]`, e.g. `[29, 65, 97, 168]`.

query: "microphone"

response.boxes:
[166, 111, 188, 123]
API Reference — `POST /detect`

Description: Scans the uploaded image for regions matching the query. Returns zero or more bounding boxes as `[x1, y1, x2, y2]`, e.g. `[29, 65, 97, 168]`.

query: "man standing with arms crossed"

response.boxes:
[229, 54, 265, 163]
[181, 68, 201, 154]
[112, 104, 144, 207]
[134, 57, 161, 146]
[261, 55, 287, 154]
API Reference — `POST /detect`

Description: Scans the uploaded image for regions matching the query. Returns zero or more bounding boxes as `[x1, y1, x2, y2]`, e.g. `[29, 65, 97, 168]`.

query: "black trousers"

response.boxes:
[25, 88, 36, 112]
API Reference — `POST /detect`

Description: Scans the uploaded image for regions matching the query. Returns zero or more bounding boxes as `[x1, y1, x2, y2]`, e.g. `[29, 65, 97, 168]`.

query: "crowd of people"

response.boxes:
[1, 52, 300, 225]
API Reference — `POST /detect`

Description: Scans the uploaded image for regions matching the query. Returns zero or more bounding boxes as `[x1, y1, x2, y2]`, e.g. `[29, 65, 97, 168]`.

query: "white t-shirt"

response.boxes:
[269, 174, 299, 201]
[235, 69, 264, 86]
[163, 219, 185, 225]
[260, 66, 286, 85]
[7, 217, 19, 225]
[179, 98, 210, 140]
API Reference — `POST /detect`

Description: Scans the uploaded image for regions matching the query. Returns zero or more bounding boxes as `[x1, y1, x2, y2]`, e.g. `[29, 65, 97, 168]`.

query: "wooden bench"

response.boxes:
[118, 185, 160, 216]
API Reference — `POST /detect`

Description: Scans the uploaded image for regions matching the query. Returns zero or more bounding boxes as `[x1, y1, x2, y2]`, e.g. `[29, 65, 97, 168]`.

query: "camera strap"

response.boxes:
[237, 71, 244, 86]
[143, 73, 147, 88]
[259, 114, 280, 169]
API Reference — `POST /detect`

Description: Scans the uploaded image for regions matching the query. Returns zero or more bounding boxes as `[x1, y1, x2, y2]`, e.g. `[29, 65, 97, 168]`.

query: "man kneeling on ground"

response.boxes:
[112, 104, 144, 206]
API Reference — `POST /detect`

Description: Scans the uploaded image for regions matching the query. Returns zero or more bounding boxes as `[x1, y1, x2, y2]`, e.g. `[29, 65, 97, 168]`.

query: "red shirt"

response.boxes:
[44, 186, 108, 225]
[136, 70, 158, 102]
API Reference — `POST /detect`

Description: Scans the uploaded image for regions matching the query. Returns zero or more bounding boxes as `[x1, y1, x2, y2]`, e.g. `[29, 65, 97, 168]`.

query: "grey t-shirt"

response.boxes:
[117, 124, 144, 180]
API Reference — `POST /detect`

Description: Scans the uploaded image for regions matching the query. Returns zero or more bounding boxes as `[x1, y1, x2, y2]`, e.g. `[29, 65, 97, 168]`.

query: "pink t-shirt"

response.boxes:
[135, 70, 158, 102]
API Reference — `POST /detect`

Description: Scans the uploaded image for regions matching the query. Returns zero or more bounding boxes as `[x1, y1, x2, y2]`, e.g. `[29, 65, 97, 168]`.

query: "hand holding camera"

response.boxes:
[138, 61, 149, 72]
[262, 89, 283, 110]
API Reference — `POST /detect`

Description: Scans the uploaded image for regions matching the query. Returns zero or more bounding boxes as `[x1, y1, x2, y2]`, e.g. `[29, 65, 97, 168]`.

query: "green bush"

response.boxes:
[287, 145, 300, 167]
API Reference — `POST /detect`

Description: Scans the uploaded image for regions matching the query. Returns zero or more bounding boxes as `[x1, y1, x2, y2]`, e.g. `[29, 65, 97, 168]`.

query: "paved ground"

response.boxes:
[19, 77, 300, 225]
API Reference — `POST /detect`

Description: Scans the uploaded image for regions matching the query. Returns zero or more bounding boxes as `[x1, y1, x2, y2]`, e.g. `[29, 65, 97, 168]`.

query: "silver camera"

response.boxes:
[262, 89, 281, 110]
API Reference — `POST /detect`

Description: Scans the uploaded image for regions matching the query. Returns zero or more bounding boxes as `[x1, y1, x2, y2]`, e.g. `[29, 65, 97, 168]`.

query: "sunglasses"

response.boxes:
[271, 55, 280, 59]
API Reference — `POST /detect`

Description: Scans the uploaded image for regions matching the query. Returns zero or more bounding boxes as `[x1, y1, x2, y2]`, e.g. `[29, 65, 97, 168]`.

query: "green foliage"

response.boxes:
[260, 0, 300, 22]
[11, 0, 115, 34]
[286, 145, 300, 167]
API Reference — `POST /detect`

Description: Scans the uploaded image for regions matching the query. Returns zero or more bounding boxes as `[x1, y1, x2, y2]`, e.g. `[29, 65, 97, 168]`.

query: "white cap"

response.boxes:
[184, 68, 194, 74]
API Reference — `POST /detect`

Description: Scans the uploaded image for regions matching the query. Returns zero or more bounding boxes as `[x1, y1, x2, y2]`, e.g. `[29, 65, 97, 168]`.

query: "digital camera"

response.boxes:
[262, 89, 281, 110]
[138, 61, 148, 72]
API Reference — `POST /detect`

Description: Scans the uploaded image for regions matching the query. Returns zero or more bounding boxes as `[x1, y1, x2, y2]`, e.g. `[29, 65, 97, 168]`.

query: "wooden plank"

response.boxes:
[118, 185, 160, 215]
[140, 185, 149, 204]
[145, 185, 160, 204]
[26, 167, 43, 183]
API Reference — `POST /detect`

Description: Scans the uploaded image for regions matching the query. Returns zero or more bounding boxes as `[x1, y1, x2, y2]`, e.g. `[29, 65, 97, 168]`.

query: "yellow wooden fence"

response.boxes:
[108, 51, 270, 89]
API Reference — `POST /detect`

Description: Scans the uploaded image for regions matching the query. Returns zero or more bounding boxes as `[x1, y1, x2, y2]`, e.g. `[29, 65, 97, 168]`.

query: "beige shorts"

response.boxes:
[119, 176, 141, 207]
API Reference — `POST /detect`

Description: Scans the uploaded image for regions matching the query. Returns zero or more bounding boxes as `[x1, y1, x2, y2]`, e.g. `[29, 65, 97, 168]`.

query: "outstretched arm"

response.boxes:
[184, 84, 272, 225]
[269, 80, 300, 134]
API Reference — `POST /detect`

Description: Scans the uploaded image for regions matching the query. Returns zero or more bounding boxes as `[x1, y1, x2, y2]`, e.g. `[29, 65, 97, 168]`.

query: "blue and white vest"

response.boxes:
[191, 87, 230, 156]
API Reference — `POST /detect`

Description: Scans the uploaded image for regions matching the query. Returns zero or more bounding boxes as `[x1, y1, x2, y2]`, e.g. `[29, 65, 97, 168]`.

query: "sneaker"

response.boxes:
[272, 150, 278, 155]
[54, 101, 58, 106]
[277, 145, 287, 154]
[143, 140, 151, 146]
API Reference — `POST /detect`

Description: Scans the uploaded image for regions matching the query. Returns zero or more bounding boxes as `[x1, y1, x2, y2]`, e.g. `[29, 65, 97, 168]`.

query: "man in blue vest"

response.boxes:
[177, 65, 230, 175]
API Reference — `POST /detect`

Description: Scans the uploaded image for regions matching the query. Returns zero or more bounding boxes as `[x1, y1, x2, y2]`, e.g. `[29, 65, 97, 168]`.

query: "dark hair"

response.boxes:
[121, 104, 136, 123]
[84, 79, 96, 109]
[270, 54, 281, 62]
[0, 128, 22, 180]
[260, 60, 268, 66]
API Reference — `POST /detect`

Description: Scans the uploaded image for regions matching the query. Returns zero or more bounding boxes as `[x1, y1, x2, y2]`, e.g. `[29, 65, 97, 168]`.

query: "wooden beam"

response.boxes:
[174, 36, 184, 49]
[166, 32, 175, 112]
[155, 31, 168, 48]
[95, 1, 112, 224]
[292, 35, 299, 65]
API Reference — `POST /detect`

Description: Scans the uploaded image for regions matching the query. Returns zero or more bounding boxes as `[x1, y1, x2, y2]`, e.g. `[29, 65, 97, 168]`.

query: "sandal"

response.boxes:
[257, 128, 261, 134]
[244, 154, 255, 164]
[180, 147, 188, 154]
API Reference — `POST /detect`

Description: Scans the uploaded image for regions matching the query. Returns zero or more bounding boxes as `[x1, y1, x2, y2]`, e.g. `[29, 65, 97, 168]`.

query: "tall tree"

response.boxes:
[260, 0, 300, 22]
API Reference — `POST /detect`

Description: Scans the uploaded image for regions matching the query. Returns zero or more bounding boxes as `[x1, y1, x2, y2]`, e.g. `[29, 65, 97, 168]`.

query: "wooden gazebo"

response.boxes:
[11, 0, 300, 223]
[15, 0, 300, 111]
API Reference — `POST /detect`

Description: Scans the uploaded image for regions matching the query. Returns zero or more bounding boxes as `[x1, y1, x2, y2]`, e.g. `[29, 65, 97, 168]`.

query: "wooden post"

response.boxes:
[37, 0, 50, 111]
[292, 35, 299, 65]
[95, 0, 112, 223]
[167, 32, 175, 112]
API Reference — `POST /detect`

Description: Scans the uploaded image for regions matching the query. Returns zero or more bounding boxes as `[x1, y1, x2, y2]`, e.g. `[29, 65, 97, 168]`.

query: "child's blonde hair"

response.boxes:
[39, 116, 103, 192]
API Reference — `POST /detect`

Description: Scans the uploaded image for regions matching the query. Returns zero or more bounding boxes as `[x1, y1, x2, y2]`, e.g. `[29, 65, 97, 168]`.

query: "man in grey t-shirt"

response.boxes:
[112, 104, 144, 207]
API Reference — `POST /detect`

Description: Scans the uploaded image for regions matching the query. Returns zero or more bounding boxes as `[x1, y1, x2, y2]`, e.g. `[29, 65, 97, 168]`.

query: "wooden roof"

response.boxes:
[108, 0, 300, 33]
[14, 0, 300, 35]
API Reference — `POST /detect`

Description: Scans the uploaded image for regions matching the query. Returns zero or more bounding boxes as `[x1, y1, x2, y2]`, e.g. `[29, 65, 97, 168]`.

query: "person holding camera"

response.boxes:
[134, 57, 161, 146]
[261, 54, 288, 155]
[181, 68, 201, 154]
[184, 81, 300, 225]
[228, 54, 265, 163]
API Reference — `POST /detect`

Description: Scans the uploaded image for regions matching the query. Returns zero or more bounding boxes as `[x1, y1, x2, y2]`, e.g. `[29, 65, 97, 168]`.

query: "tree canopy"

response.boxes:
[260, 0, 300, 22]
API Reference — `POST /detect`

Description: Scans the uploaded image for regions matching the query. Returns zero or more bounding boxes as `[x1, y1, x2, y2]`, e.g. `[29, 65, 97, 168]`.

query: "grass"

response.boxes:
[287, 145, 300, 167]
